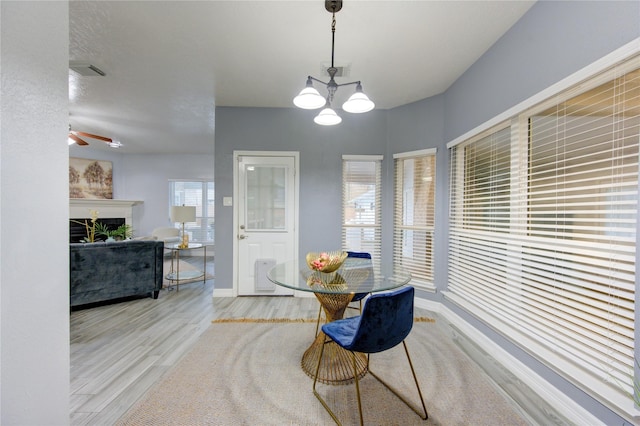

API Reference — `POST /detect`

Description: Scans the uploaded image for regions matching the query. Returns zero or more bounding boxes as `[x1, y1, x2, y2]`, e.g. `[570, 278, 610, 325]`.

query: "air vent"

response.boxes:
[69, 61, 106, 76]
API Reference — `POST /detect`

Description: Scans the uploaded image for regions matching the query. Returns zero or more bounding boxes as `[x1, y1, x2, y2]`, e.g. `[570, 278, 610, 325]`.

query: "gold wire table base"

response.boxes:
[302, 333, 368, 385]
[301, 292, 368, 385]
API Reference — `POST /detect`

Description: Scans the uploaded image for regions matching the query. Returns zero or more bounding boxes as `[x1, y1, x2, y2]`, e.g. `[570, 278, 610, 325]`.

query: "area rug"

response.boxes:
[162, 259, 214, 288]
[116, 321, 528, 425]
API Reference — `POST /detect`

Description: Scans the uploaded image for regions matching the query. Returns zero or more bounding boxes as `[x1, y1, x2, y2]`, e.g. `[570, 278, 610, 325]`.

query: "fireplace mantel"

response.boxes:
[70, 199, 143, 226]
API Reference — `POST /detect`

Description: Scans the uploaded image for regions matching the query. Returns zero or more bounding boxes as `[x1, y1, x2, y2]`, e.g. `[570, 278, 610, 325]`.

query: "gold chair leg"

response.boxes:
[313, 338, 343, 425]
[314, 339, 426, 424]
[313, 339, 366, 426]
[368, 341, 428, 420]
[402, 340, 428, 419]
[314, 304, 323, 337]
[351, 351, 364, 426]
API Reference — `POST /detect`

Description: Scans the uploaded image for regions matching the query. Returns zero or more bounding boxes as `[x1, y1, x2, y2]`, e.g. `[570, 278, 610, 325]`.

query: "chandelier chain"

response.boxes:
[330, 12, 336, 69]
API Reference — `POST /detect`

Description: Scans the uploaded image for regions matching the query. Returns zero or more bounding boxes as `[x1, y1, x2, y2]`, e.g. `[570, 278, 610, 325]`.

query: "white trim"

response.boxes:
[447, 37, 640, 149]
[212, 288, 234, 298]
[70, 199, 142, 208]
[393, 148, 437, 159]
[235, 150, 300, 158]
[342, 154, 383, 161]
[69, 199, 142, 231]
[414, 296, 441, 313]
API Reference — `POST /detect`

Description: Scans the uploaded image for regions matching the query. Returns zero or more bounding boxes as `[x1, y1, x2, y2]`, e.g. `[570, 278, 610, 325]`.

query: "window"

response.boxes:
[448, 56, 639, 416]
[169, 180, 215, 243]
[341, 155, 382, 267]
[393, 149, 436, 289]
[245, 165, 285, 230]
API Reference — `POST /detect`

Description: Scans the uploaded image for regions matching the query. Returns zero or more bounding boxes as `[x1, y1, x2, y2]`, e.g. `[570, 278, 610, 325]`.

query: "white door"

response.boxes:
[235, 152, 298, 296]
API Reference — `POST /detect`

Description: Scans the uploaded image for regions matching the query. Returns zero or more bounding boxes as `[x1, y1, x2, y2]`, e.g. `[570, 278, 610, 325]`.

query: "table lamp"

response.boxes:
[171, 205, 196, 249]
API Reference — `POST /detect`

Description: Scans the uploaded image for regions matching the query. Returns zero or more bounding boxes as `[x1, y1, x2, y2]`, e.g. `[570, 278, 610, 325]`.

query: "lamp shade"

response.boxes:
[314, 107, 342, 126]
[171, 205, 196, 223]
[293, 86, 326, 110]
[342, 88, 375, 113]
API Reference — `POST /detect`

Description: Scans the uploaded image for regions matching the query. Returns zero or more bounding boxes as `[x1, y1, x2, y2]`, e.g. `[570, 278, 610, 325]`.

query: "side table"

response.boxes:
[165, 242, 207, 291]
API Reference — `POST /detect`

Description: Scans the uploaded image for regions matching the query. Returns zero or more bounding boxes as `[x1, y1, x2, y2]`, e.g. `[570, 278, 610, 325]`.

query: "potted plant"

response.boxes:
[95, 222, 118, 242]
[95, 223, 133, 242]
[71, 209, 100, 242]
[113, 224, 133, 240]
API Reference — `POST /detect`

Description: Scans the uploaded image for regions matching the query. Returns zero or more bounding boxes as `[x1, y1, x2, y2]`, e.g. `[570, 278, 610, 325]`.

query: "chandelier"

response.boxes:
[293, 0, 374, 126]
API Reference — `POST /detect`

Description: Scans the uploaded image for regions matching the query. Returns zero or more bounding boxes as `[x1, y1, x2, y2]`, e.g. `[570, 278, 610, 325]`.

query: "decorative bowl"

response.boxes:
[305, 251, 348, 273]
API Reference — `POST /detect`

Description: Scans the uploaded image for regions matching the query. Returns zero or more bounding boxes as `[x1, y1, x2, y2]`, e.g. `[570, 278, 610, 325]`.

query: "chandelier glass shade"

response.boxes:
[293, 0, 374, 126]
[342, 83, 375, 113]
[293, 78, 327, 110]
[314, 105, 343, 125]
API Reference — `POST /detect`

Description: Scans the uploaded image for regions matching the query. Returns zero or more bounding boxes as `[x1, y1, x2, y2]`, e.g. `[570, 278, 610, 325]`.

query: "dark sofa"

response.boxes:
[70, 240, 164, 307]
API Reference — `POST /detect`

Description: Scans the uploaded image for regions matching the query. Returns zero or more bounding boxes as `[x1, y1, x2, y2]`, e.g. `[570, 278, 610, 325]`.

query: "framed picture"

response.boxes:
[69, 157, 113, 199]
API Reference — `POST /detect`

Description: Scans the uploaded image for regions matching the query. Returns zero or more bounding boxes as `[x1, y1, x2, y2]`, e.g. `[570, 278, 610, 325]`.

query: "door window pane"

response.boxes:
[246, 165, 286, 230]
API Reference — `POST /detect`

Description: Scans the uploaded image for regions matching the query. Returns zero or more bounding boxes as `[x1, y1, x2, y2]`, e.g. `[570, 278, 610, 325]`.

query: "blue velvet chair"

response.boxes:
[314, 251, 371, 337]
[313, 286, 428, 425]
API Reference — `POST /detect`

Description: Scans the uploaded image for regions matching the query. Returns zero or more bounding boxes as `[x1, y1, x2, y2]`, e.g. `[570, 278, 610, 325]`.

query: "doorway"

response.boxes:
[234, 151, 299, 296]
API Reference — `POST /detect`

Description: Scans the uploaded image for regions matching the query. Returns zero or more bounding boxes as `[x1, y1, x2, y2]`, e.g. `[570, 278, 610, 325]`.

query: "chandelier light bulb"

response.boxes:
[314, 107, 342, 126]
[342, 85, 375, 113]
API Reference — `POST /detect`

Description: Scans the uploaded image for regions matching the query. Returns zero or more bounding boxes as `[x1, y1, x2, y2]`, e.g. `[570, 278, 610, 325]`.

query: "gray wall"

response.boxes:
[214, 107, 388, 290]
[69, 147, 214, 237]
[383, 94, 446, 292]
[2, 1, 635, 424]
[214, 1, 639, 423]
[444, 0, 640, 141]
[385, 1, 640, 424]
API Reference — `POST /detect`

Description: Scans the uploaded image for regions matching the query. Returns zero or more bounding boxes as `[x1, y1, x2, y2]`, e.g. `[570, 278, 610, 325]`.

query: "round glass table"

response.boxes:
[268, 258, 411, 384]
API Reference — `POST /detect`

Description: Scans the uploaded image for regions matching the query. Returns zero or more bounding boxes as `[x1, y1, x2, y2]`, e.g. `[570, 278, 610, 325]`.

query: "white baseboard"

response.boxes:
[212, 288, 234, 297]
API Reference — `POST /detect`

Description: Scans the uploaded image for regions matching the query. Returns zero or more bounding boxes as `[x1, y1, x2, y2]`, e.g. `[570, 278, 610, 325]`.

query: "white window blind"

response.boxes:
[393, 150, 436, 288]
[342, 156, 382, 267]
[170, 181, 215, 243]
[449, 57, 639, 415]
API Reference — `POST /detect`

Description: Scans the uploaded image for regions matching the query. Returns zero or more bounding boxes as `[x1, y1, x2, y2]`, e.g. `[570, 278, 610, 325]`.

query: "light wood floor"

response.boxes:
[70, 258, 323, 425]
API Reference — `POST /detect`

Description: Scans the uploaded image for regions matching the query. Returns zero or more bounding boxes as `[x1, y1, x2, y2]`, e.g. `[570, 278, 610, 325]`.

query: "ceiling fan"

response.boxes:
[68, 126, 122, 148]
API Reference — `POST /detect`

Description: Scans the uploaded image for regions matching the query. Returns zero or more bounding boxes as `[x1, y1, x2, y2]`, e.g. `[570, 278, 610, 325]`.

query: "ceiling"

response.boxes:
[69, 0, 536, 155]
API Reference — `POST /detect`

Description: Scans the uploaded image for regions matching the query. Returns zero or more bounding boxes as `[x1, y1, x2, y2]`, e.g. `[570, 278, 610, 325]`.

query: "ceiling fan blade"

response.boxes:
[69, 133, 89, 146]
[74, 131, 112, 143]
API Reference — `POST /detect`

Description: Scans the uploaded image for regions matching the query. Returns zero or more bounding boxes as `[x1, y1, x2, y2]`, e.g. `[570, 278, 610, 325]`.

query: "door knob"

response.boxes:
[238, 234, 248, 240]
